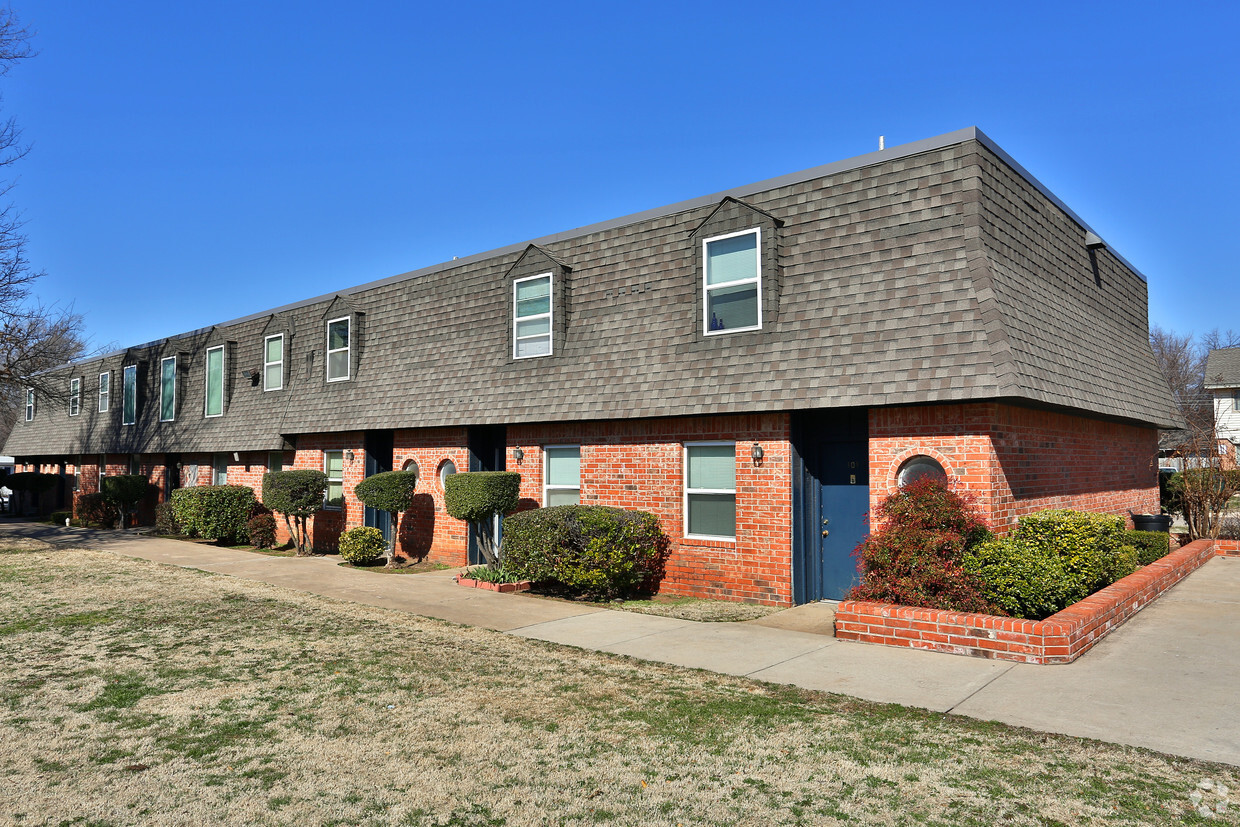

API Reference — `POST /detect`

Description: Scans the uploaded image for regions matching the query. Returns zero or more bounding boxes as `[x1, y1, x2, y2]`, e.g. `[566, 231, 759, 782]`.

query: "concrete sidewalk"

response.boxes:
[5, 521, 1239, 767]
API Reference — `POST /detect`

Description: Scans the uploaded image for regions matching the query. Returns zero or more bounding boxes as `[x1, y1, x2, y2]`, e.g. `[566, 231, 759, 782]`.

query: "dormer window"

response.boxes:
[513, 274, 552, 358]
[24, 388, 33, 421]
[264, 334, 284, 391]
[98, 371, 110, 412]
[160, 356, 176, 422]
[703, 229, 761, 335]
[122, 365, 138, 425]
[327, 317, 350, 381]
[205, 346, 224, 417]
[69, 378, 80, 417]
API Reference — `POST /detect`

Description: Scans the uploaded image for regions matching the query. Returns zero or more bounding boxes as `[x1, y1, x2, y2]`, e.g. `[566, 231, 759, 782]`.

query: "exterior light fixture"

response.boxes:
[345, 450, 355, 463]
[751, 443, 764, 464]
[513, 447, 524, 463]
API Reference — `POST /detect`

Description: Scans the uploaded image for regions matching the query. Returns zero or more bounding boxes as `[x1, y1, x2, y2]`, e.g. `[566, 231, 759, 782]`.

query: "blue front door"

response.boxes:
[819, 480, 868, 600]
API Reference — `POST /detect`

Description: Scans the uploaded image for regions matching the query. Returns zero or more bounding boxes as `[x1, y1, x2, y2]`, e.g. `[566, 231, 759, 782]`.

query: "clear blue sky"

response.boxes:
[8, 0, 1239, 353]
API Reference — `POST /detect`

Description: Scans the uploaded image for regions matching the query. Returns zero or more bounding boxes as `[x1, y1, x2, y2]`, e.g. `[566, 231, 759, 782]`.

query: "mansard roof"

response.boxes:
[4, 127, 1180, 459]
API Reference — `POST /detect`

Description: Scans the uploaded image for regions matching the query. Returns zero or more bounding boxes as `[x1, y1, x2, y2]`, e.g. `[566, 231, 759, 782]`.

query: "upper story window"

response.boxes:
[513, 274, 552, 359]
[264, 334, 284, 391]
[69, 378, 80, 417]
[327, 317, 350, 381]
[122, 365, 137, 426]
[160, 356, 176, 422]
[703, 229, 761, 335]
[98, 371, 110, 412]
[324, 450, 344, 508]
[684, 442, 736, 540]
[24, 388, 33, 421]
[205, 346, 224, 417]
[544, 445, 581, 506]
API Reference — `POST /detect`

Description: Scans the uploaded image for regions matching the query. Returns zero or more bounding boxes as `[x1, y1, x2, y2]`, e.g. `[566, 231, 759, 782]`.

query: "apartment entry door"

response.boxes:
[466, 425, 507, 565]
[791, 409, 870, 603]
[363, 430, 394, 545]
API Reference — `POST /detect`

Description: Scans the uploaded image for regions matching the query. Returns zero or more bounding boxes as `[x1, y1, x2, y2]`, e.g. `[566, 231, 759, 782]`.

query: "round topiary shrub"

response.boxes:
[247, 512, 277, 549]
[338, 526, 387, 565]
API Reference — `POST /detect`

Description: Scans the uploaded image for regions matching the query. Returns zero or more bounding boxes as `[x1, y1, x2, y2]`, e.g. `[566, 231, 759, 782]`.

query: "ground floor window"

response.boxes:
[543, 445, 581, 506]
[324, 450, 344, 508]
[684, 442, 736, 540]
[213, 453, 229, 485]
[268, 452, 283, 474]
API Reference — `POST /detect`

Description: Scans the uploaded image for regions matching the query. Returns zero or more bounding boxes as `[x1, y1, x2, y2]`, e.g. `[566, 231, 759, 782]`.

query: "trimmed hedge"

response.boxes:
[501, 505, 669, 599]
[171, 485, 257, 542]
[443, 472, 521, 523]
[155, 501, 180, 535]
[354, 470, 418, 514]
[339, 526, 387, 565]
[50, 510, 72, 525]
[962, 537, 1074, 621]
[1125, 529, 1171, 566]
[1015, 510, 1125, 603]
[6, 472, 59, 494]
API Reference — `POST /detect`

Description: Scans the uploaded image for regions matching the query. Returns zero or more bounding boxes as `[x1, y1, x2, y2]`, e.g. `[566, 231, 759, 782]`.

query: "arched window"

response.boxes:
[897, 455, 946, 488]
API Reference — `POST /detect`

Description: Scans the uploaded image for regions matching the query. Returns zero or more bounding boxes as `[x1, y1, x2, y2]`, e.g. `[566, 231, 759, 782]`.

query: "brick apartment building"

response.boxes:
[3, 128, 1178, 605]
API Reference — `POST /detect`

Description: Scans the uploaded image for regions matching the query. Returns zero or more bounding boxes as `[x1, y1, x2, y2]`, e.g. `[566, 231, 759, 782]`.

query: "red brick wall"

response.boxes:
[291, 432, 362, 552]
[391, 428, 470, 564]
[870, 402, 1159, 531]
[510, 414, 793, 605]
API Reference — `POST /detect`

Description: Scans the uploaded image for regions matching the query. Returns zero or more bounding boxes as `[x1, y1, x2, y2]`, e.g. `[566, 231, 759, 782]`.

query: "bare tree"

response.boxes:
[1149, 325, 1240, 433]
[0, 9, 88, 446]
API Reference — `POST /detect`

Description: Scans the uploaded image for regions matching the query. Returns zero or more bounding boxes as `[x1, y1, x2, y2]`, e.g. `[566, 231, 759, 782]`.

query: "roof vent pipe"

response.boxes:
[878, 135, 885, 150]
[1084, 231, 1106, 250]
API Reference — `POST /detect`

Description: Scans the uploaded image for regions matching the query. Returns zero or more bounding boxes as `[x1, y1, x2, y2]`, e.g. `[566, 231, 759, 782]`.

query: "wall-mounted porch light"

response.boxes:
[513, 447, 524, 463]
[751, 442, 764, 465]
[345, 450, 355, 463]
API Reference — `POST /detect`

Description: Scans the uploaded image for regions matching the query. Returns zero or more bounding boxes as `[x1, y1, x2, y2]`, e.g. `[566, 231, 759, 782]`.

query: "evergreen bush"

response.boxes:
[502, 505, 669, 599]
[155, 501, 180, 535]
[101, 475, 152, 528]
[1013, 510, 1125, 602]
[443, 472, 521, 567]
[338, 526, 387, 565]
[962, 537, 1074, 620]
[50, 509, 71, 525]
[1124, 529, 1171, 565]
[171, 485, 257, 542]
[353, 470, 418, 565]
[262, 470, 328, 556]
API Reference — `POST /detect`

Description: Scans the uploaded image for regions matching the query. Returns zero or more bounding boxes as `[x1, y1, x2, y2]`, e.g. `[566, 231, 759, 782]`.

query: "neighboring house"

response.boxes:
[2, 127, 1179, 605]
[1204, 347, 1240, 470]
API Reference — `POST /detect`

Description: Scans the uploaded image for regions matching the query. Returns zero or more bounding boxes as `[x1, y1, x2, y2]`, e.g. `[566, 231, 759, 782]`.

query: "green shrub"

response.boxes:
[171, 485, 257, 542]
[847, 478, 999, 614]
[1125, 529, 1171, 566]
[444, 472, 521, 567]
[444, 472, 521, 523]
[1013, 510, 1125, 602]
[262, 470, 328, 556]
[338, 526, 387, 565]
[74, 492, 112, 527]
[1107, 544, 1140, 584]
[247, 512, 277, 549]
[962, 537, 1075, 620]
[502, 505, 669, 599]
[101, 475, 152, 527]
[354, 470, 418, 564]
[50, 510, 72, 525]
[155, 501, 180, 535]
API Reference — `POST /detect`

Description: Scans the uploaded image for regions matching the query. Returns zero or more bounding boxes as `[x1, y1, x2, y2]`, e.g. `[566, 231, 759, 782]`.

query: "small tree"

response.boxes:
[262, 469, 328, 556]
[101, 475, 151, 529]
[7, 471, 58, 516]
[1166, 420, 1240, 541]
[353, 469, 418, 567]
[443, 471, 520, 568]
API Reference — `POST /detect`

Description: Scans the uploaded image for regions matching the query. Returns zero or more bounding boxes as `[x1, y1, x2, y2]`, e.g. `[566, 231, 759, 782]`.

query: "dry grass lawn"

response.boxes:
[1, 543, 1236, 826]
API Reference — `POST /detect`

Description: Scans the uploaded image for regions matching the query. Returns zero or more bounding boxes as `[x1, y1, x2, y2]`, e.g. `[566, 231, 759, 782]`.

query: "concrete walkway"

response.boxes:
[5, 522, 1239, 767]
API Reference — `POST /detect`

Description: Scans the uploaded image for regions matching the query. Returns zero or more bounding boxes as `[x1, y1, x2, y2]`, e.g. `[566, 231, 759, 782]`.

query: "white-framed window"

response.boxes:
[544, 445, 581, 506]
[264, 334, 284, 391]
[703, 228, 761, 335]
[69, 378, 80, 417]
[684, 441, 737, 540]
[122, 365, 138, 426]
[438, 458, 457, 489]
[513, 273, 552, 359]
[324, 450, 344, 508]
[98, 371, 110, 412]
[24, 388, 34, 421]
[204, 346, 224, 417]
[160, 356, 176, 422]
[326, 317, 350, 382]
[213, 453, 229, 485]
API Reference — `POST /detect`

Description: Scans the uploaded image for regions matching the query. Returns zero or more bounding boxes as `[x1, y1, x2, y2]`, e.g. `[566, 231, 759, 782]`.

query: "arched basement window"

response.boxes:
[897, 455, 947, 488]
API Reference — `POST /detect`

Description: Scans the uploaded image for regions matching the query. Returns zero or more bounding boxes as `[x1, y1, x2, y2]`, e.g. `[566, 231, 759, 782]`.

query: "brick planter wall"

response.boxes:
[1215, 539, 1240, 557]
[834, 540, 1217, 664]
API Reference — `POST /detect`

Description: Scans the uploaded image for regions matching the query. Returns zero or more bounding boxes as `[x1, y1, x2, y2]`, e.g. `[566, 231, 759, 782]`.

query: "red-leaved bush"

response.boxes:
[847, 477, 1001, 614]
